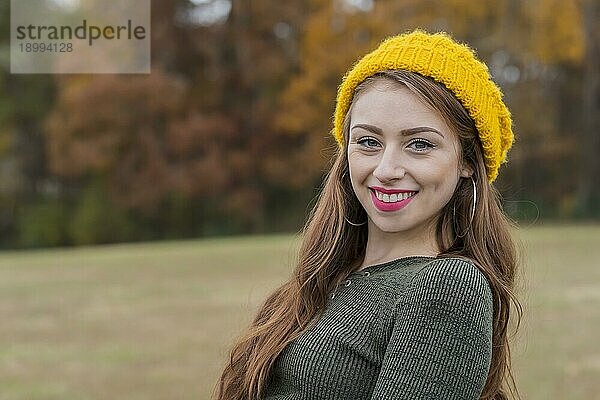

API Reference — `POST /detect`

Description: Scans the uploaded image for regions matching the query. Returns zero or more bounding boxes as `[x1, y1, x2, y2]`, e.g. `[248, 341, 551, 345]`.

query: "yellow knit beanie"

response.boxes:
[332, 29, 514, 183]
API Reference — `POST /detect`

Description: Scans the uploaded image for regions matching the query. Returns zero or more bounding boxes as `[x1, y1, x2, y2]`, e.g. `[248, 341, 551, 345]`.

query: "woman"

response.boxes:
[214, 29, 523, 400]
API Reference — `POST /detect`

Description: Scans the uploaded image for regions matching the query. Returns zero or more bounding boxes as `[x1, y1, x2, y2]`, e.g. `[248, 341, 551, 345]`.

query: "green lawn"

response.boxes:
[0, 225, 598, 400]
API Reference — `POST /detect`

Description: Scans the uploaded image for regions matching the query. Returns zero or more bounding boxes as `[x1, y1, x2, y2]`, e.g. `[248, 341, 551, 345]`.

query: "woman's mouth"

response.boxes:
[370, 189, 417, 212]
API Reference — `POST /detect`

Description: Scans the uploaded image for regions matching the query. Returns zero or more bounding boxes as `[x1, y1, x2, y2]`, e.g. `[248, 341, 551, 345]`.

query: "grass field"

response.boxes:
[0, 224, 598, 400]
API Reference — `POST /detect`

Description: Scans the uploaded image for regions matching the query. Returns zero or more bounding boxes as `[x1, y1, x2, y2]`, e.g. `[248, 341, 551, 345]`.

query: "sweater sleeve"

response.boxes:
[370, 258, 494, 400]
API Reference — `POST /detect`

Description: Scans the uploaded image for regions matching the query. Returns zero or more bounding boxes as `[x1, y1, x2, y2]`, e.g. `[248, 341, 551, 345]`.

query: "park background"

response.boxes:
[0, 0, 598, 399]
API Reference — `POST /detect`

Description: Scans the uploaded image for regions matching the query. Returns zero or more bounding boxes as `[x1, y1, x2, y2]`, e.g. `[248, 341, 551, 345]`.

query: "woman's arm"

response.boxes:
[371, 258, 494, 400]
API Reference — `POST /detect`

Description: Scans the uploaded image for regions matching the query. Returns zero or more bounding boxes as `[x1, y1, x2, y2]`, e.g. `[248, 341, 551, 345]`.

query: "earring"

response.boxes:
[469, 175, 476, 222]
[453, 176, 477, 238]
[344, 216, 367, 226]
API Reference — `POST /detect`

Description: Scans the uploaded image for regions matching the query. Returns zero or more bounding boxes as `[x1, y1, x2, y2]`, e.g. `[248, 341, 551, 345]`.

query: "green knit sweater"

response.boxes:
[262, 256, 494, 400]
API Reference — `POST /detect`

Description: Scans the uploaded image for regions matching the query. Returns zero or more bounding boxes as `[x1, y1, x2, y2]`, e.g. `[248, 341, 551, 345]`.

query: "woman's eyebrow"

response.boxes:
[351, 123, 445, 138]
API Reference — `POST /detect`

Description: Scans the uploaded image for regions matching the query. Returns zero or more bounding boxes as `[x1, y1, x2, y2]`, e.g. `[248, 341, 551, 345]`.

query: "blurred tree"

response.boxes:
[512, 0, 595, 217]
[577, 0, 599, 217]
[16, 199, 68, 248]
[0, 0, 56, 247]
[43, 0, 315, 238]
[68, 179, 139, 245]
[45, 70, 188, 214]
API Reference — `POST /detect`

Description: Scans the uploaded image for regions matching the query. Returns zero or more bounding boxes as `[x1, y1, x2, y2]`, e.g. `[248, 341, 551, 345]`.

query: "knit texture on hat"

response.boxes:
[332, 29, 514, 182]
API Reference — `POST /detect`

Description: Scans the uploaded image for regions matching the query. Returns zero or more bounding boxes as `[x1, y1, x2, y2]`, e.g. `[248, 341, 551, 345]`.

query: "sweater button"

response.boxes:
[330, 292, 336, 299]
[344, 279, 352, 287]
[363, 271, 371, 277]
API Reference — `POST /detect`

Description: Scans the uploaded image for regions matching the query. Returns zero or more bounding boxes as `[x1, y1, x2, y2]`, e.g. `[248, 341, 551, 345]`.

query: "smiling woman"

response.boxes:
[347, 80, 471, 249]
[214, 29, 524, 400]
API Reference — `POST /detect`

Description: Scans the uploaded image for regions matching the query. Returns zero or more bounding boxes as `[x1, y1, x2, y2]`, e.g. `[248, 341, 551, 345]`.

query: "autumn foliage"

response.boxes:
[0, 0, 597, 248]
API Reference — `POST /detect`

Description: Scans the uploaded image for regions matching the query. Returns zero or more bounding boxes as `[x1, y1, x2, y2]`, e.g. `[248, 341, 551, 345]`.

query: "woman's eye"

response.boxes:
[356, 137, 380, 148]
[407, 139, 435, 152]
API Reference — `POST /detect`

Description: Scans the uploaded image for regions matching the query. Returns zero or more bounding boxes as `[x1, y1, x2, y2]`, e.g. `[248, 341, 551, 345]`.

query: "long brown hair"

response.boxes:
[213, 70, 524, 400]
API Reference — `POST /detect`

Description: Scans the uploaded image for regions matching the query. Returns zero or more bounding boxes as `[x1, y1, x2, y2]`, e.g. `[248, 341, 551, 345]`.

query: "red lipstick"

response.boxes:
[369, 187, 418, 212]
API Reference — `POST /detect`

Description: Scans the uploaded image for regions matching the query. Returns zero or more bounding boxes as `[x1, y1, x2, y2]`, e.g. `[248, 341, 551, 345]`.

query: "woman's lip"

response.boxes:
[370, 186, 418, 194]
[369, 189, 416, 212]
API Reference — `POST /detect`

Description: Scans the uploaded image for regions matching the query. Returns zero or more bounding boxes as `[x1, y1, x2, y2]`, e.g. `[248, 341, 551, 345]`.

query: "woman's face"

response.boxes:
[347, 80, 471, 237]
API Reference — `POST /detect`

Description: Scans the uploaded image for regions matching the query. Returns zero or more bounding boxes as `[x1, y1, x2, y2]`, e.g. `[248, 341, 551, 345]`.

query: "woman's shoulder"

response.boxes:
[414, 255, 486, 281]
[377, 255, 486, 286]
[403, 256, 494, 308]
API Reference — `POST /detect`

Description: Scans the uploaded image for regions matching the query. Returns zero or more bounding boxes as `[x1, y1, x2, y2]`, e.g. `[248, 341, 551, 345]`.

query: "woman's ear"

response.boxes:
[459, 163, 474, 178]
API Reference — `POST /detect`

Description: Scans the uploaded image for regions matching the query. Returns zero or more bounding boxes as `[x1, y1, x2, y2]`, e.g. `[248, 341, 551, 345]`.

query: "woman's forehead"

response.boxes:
[350, 84, 453, 136]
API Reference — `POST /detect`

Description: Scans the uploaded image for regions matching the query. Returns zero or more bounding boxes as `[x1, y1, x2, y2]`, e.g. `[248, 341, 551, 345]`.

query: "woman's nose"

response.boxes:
[372, 147, 406, 182]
